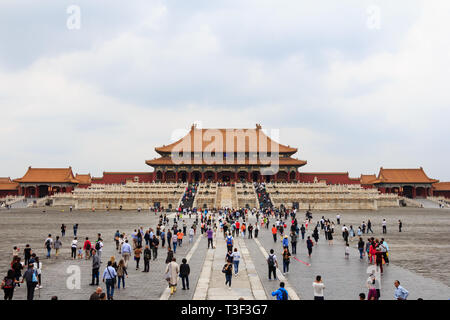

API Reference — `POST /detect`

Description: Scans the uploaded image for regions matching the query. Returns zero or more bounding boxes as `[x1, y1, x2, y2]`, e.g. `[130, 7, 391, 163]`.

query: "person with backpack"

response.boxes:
[179, 258, 190, 290]
[1, 269, 20, 300]
[271, 281, 289, 300]
[116, 259, 128, 289]
[143, 245, 151, 272]
[95, 238, 103, 263]
[44, 234, 53, 259]
[222, 261, 233, 289]
[11, 257, 23, 287]
[21, 263, 39, 300]
[267, 249, 278, 280]
[226, 233, 233, 253]
[84, 237, 92, 260]
[306, 236, 314, 258]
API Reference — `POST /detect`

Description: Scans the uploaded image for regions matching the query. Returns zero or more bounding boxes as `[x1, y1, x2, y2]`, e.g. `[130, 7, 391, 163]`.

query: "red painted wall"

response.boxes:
[434, 190, 450, 199]
[0, 190, 18, 197]
[298, 173, 360, 185]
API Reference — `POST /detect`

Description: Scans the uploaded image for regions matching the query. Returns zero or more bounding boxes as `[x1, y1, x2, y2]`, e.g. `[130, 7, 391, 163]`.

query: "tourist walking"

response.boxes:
[271, 282, 288, 300]
[143, 245, 151, 272]
[290, 231, 297, 254]
[367, 220, 373, 233]
[44, 234, 53, 259]
[367, 273, 379, 300]
[282, 235, 289, 249]
[313, 275, 325, 300]
[21, 264, 39, 300]
[73, 224, 78, 237]
[165, 258, 180, 295]
[179, 258, 190, 290]
[102, 261, 117, 300]
[226, 233, 234, 253]
[207, 228, 214, 249]
[267, 249, 278, 280]
[134, 245, 142, 270]
[382, 219, 387, 234]
[306, 236, 314, 257]
[394, 280, 409, 300]
[272, 225, 277, 242]
[33, 256, 42, 288]
[90, 250, 100, 286]
[282, 247, 291, 274]
[165, 247, 174, 264]
[1, 270, 19, 300]
[23, 244, 32, 266]
[11, 257, 23, 287]
[358, 237, 365, 259]
[152, 235, 159, 260]
[116, 259, 128, 289]
[121, 239, 132, 267]
[71, 237, 77, 259]
[61, 224, 66, 237]
[54, 236, 62, 258]
[232, 248, 240, 276]
[83, 237, 92, 260]
[222, 261, 233, 288]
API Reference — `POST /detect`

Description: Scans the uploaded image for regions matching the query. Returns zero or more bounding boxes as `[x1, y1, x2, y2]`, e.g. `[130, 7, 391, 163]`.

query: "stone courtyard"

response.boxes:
[0, 207, 449, 300]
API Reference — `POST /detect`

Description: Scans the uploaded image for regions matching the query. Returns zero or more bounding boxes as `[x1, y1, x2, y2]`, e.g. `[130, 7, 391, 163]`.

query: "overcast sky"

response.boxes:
[1, 0, 449, 180]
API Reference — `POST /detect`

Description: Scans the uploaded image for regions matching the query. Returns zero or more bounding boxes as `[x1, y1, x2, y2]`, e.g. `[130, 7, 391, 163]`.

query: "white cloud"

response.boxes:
[0, 1, 449, 181]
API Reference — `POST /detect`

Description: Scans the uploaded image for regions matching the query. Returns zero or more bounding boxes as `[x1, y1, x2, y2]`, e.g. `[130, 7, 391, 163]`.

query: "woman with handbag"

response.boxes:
[165, 257, 179, 295]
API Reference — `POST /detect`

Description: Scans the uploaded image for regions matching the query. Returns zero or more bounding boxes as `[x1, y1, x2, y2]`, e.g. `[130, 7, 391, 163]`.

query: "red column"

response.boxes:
[201, 172, 205, 183]
[175, 171, 179, 182]
[274, 173, 278, 182]
[214, 172, 218, 182]
[287, 172, 291, 183]
[188, 171, 192, 183]
[35, 185, 39, 198]
[412, 187, 416, 199]
[162, 171, 166, 183]
[429, 187, 433, 197]
[234, 172, 238, 182]
[248, 171, 251, 182]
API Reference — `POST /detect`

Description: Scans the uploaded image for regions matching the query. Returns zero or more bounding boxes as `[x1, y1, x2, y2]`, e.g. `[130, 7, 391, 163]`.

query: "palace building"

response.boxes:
[14, 167, 80, 198]
[371, 167, 439, 198]
[145, 124, 307, 183]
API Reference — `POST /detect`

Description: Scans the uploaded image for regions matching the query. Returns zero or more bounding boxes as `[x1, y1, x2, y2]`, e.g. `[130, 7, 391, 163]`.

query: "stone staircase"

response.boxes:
[215, 186, 237, 209]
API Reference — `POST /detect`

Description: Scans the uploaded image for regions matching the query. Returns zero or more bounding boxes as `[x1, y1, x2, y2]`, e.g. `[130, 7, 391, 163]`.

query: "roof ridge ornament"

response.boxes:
[256, 123, 262, 129]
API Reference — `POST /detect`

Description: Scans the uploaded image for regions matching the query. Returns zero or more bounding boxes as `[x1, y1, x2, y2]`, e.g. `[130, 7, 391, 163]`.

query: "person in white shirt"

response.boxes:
[189, 227, 194, 244]
[71, 237, 78, 260]
[313, 275, 325, 300]
[232, 248, 241, 276]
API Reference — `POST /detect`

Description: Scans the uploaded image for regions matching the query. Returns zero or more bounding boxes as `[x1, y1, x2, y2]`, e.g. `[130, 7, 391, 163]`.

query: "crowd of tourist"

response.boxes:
[1, 201, 416, 301]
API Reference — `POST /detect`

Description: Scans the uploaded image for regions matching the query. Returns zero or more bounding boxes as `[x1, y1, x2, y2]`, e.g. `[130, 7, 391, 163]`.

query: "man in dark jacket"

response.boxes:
[151, 235, 159, 260]
[179, 258, 190, 290]
[21, 264, 38, 300]
[90, 249, 100, 285]
[143, 245, 151, 272]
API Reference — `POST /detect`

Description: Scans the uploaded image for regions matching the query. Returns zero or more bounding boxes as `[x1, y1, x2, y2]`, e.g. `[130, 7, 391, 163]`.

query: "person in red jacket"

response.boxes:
[84, 237, 92, 259]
